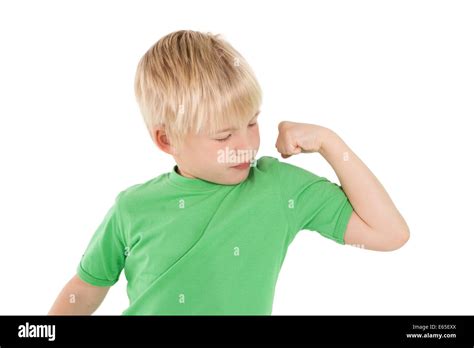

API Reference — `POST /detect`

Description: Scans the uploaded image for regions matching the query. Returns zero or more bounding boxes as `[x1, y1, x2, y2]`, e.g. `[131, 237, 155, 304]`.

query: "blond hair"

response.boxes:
[134, 30, 262, 151]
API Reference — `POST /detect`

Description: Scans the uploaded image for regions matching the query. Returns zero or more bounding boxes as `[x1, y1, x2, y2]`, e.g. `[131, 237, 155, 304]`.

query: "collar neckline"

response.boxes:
[168, 162, 257, 191]
[168, 164, 223, 191]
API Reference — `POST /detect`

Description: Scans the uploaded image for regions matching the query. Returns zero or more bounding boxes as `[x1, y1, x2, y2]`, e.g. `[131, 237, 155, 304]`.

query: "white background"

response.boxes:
[1, 0, 473, 315]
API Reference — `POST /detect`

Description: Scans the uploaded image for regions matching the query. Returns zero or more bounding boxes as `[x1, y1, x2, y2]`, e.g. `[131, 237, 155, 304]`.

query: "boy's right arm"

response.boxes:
[48, 274, 111, 315]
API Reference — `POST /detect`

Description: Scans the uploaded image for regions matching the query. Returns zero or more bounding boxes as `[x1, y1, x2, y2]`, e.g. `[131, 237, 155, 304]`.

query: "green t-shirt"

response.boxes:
[76, 156, 353, 315]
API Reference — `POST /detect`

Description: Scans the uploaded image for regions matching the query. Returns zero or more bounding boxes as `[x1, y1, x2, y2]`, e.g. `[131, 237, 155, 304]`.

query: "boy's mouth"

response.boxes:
[230, 162, 251, 170]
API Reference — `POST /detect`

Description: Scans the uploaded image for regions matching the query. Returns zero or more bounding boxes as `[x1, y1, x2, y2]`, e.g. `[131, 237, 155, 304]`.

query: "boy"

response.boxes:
[49, 30, 409, 315]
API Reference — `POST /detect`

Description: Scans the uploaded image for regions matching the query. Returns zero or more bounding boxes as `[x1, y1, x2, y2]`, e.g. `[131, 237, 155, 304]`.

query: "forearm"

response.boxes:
[319, 128, 409, 235]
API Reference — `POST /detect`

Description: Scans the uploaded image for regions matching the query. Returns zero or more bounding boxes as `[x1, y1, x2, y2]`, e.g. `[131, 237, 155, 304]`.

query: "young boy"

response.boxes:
[49, 30, 409, 315]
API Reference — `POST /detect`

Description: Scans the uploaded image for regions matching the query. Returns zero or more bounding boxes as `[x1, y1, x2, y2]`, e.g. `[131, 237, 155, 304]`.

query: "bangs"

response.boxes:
[190, 65, 262, 136]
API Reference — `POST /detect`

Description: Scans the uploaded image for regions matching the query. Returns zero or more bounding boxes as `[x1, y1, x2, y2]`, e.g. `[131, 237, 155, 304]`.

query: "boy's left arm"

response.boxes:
[276, 121, 410, 251]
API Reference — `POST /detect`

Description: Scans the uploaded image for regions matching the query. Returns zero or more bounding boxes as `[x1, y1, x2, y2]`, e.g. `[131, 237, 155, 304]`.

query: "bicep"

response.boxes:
[344, 211, 406, 251]
[71, 274, 111, 306]
[49, 275, 111, 315]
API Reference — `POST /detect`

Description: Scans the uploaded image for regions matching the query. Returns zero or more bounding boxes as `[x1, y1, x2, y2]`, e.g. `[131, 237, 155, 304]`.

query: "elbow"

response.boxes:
[385, 226, 410, 251]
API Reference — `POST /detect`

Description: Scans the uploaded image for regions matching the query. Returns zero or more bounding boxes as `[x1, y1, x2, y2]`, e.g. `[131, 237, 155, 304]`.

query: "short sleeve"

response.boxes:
[275, 158, 354, 245]
[76, 193, 127, 286]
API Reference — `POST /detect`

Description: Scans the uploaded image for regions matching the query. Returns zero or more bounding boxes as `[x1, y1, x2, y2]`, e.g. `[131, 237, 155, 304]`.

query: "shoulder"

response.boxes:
[256, 155, 325, 182]
[255, 155, 280, 171]
[114, 173, 168, 209]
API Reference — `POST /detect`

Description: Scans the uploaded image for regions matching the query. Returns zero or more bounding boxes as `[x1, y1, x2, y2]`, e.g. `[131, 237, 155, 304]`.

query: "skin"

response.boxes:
[49, 116, 409, 315]
[157, 111, 261, 185]
[48, 275, 110, 315]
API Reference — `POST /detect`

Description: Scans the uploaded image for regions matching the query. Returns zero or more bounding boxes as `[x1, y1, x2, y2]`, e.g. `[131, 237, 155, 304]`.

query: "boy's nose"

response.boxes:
[234, 133, 253, 148]
[233, 148, 254, 162]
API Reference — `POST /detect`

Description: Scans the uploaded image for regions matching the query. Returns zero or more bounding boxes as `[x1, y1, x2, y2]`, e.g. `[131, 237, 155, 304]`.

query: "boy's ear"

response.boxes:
[153, 129, 175, 155]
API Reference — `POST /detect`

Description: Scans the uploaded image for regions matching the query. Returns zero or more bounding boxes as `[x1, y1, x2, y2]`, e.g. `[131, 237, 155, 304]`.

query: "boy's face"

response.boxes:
[172, 112, 260, 185]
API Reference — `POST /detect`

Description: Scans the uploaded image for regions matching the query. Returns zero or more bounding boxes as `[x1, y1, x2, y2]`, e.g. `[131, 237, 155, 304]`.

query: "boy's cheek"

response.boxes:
[195, 142, 226, 165]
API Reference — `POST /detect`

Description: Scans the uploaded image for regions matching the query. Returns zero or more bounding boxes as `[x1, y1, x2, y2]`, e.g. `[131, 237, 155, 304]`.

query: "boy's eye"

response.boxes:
[214, 122, 257, 141]
[216, 134, 231, 142]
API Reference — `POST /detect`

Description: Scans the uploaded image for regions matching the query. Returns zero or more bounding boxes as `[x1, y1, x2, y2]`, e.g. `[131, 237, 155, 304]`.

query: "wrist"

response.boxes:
[319, 127, 340, 157]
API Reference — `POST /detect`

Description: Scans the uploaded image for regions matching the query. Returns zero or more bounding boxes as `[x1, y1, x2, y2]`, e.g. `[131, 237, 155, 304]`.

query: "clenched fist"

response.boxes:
[275, 121, 331, 158]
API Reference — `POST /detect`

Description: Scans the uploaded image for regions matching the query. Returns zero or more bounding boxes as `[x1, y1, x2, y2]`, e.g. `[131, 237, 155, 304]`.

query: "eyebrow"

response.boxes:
[214, 111, 260, 134]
